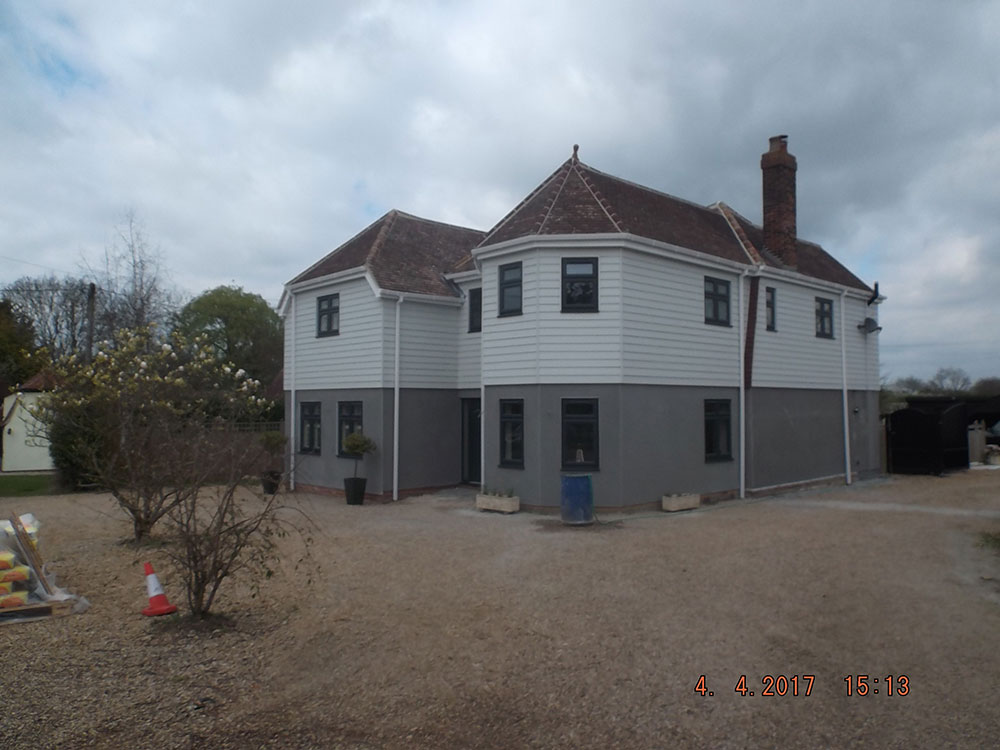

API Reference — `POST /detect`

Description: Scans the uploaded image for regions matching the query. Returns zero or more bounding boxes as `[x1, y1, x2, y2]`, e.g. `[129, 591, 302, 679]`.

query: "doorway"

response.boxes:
[461, 398, 481, 484]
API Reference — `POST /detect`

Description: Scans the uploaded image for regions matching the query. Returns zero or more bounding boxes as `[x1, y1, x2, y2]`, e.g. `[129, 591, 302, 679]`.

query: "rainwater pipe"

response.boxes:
[840, 289, 852, 485]
[393, 295, 403, 501]
[738, 269, 748, 500]
[288, 293, 297, 490]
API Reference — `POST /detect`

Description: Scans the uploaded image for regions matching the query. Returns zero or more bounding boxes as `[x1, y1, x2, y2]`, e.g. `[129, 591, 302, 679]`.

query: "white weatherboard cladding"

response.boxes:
[393, 301, 460, 389]
[621, 252, 740, 386]
[752, 280, 879, 390]
[480, 249, 624, 385]
[456, 279, 482, 389]
[287, 278, 384, 390]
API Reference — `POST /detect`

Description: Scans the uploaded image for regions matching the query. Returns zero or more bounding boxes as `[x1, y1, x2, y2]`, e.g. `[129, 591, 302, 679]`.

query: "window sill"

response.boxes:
[316, 331, 340, 338]
[561, 308, 599, 314]
[561, 465, 599, 472]
[704, 320, 732, 327]
[815, 334, 835, 340]
[498, 462, 524, 470]
[498, 310, 523, 318]
[299, 450, 320, 456]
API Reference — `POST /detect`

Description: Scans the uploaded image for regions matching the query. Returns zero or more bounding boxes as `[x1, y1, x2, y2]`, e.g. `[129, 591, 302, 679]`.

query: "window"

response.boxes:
[562, 399, 599, 469]
[561, 258, 598, 312]
[765, 287, 776, 331]
[468, 287, 482, 332]
[704, 277, 731, 326]
[704, 400, 732, 461]
[498, 262, 522, 317]
[338, 401, 363, 456]
[815, 297, 834, 338]
[300, 402, 321, 454]
[499, 399, 524, 468]
[317, 293, 340, 337]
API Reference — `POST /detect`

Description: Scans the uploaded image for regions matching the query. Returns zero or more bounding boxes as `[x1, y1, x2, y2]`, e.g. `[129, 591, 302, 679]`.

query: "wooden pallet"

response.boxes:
[0, 598, 73, 625]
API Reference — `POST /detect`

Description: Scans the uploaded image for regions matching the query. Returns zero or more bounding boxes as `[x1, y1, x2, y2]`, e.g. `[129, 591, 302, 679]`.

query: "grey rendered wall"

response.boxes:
[484, 384, 740, 509]
[289, 389, 389, 495]
[745, 387, 881, 490]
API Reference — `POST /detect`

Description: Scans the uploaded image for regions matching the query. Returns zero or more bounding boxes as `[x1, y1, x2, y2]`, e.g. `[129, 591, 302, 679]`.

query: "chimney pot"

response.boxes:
[761, 135, 797, 268]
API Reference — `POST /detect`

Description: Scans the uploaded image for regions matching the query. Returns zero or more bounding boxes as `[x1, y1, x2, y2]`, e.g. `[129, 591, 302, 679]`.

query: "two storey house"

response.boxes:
[281, 137, 882, 509]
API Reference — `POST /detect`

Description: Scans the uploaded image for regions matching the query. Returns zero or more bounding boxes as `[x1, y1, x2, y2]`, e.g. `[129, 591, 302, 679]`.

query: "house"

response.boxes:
[280, 136, 882, 508]
[1, 371, 57, 473]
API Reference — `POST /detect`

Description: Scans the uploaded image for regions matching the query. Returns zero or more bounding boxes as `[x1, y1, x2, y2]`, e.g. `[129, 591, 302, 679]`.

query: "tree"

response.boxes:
[35, 326, 272, 539]
[890, 376, 929, 395]
[971, 378, 1000, 397]
[927, 367, 972, 395]
[3, 276, 91, 359]
[0, 300, 41, 396]
[172, 285, 283, 385]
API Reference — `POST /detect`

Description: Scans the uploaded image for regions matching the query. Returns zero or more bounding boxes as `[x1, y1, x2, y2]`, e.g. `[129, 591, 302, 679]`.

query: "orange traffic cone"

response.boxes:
[141, 562, 178, 616]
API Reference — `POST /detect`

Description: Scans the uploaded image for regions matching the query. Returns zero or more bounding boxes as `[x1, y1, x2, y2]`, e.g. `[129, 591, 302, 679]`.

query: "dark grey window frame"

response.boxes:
[561, 398, 599, 470]
[317, 293, 340, 337]
[704, 399, 732, 462]
[300, 402, 321, 455]
[561, 257, 599, 312]
[815, 297, 834, 339]
[468, 287, 482, 332]
[704, 276, 731, 326]
[765, 286, 776, 331]
[498, 262, 523, 317]
[337, 401, 363, 457]
[498, 399, 524, 468]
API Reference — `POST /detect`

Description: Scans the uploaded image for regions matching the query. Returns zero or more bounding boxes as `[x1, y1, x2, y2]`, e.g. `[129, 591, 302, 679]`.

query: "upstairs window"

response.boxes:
[561, 258, 598, 312]
[765, 287, 776, 331]
[815, 297, 834, 338]
[498, 262, 522, 317]
[562, 399, 599, 470]
[300, 402, 321, 454]
[704, 277, 731, 326]
[468, 288, 482, 332]
[704, 400, 732, 461]
[499, 399, 524, 468]
[337, 401, 363, 456]
[317, 293, 340, 337]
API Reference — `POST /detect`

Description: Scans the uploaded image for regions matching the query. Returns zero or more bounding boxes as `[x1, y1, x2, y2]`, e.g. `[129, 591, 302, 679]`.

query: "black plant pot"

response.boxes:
[261, 470, 282, 495]
[344, 477, 367, 505]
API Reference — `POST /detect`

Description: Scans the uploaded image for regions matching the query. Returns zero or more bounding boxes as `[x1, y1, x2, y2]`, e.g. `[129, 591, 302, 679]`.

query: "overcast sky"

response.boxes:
[2, 1, 998, 381]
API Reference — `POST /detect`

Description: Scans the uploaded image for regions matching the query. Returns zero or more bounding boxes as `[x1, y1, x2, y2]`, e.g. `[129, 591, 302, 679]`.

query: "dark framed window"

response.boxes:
[300, 402, 321, 454]
[704, 400, 732, 461]
[765, 287, 776, 331]
[561, 258, 598, 312]
[815, 297, 834, 338]
[337, 401, 363, 456]
[562, 399, 599, 470]
[498, 262, 522, 317]
[704, 277, 731, 326]
[468, 287, 482, 332]
[317, 293, 340, 337]
[499, 399, 524, 468]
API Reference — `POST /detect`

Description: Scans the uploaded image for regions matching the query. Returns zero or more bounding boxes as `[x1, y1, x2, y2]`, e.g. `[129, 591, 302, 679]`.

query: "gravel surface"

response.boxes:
[2, 469, 999, 748]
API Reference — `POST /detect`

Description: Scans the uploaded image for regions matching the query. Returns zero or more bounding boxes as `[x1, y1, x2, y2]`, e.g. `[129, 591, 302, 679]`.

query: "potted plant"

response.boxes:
[342, 431, 376, 505]
[259, 430, 286, 494]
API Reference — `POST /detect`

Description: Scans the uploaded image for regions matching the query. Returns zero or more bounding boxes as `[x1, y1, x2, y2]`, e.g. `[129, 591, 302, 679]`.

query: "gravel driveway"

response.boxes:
[3, 469, 999, 748]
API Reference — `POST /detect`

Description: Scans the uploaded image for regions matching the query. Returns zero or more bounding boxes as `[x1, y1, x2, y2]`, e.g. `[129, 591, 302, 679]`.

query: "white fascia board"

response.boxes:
[277, 289, 290, 318]
[444, 269, 482, 284]
[285, 266, 368, 295]
[375, 289, 463, 307]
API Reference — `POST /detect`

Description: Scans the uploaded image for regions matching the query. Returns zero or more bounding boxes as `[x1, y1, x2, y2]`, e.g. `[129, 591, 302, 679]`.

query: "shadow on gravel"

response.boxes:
[532, 518, 624, 533]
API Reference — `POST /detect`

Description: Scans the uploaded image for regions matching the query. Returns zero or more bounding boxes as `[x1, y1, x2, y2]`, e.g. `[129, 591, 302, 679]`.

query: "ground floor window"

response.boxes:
[562, 399, 599, 469]
[499, 399, 524, 468]
[300, 402, 321, 454]
[338, 401, 363, 455]
[704, 399, 732, 461]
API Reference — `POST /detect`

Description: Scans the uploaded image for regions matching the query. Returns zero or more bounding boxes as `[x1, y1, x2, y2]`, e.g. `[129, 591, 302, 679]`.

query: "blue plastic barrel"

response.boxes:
[560, 474, 594, 526]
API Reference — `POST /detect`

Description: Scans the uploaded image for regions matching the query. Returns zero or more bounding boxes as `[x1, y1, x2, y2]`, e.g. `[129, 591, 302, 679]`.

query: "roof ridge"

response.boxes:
[536, 164, 573, 234]
[576, 162, 627, 232]
[392, 209, 484, 233]
[367, 209, 399, 268]
[287, 210, 394, 284]
[477, 158, 574, 248]
[713, 202, 762, 265]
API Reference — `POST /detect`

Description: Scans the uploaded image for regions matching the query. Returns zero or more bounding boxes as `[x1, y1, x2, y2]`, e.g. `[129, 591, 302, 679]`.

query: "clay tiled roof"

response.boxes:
[19, 370, 59, 392]
[290, 211, 485, 297]
[475, 150, 870, 291]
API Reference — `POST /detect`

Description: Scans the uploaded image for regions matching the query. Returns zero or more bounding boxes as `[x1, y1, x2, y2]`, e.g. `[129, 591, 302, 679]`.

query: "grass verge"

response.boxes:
[0, 474, 56, 497]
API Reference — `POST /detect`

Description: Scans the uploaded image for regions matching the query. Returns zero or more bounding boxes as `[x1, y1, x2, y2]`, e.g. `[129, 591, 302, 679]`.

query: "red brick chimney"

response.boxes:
[761, 135, 797, 268]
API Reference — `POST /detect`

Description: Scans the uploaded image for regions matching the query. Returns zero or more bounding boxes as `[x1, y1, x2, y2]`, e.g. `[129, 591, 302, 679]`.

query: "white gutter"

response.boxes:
[288, 292, 296, 491]
[840, 289, 852, 485]
[738, 270, 748, 500]
[393, 295, 403, 501]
